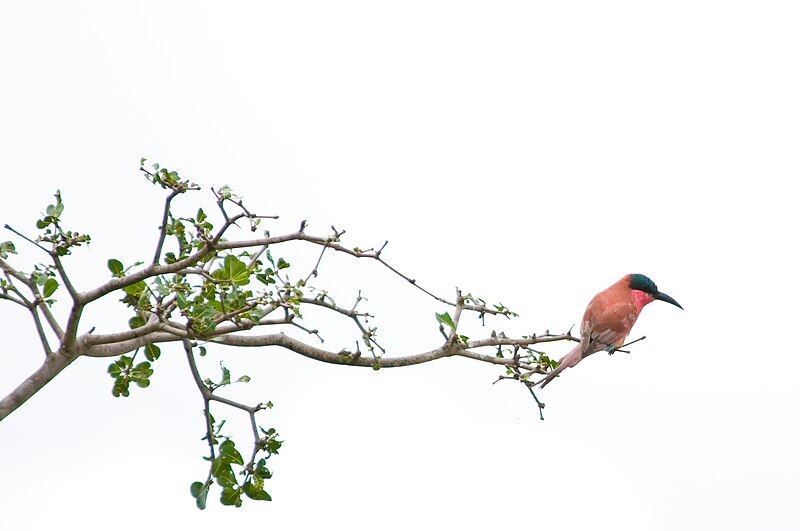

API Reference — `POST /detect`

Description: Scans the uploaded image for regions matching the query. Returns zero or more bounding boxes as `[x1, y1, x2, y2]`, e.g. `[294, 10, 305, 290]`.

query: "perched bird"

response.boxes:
[538, 274, 682, 388]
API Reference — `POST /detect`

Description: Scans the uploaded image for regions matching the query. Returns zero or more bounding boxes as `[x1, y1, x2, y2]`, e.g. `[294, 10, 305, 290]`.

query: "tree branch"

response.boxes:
[29, 304, 53, 356]
[3, 224, 49, 253]
[0, 353, 76, 421]
[81, 314, 165, 347]
[51, 253, 79, 302]
[152, 190, 180, 265]
[208, 331, 562, 370]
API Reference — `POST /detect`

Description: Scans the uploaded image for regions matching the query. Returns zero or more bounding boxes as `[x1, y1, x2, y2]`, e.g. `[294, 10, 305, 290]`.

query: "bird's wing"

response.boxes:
[581, 296, 638, 356]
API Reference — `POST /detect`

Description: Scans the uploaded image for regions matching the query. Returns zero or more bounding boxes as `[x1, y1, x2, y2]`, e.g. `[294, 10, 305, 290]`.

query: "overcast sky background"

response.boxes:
[1, 2, 798, 530]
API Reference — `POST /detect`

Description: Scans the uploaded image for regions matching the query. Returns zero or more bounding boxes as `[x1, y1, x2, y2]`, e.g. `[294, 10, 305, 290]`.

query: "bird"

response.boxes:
[538, 273, 682, 388]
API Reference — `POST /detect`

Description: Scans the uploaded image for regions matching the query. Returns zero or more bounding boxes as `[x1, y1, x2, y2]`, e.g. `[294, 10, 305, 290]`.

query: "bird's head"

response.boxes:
[628, 273, 683, 311]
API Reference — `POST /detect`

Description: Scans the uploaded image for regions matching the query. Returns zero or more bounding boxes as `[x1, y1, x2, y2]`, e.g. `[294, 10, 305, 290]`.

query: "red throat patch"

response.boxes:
[631, 289, 655, 312]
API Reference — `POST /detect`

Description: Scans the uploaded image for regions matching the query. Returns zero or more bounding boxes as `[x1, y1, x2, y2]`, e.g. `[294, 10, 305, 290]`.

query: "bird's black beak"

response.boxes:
[655, 291, 683, 310]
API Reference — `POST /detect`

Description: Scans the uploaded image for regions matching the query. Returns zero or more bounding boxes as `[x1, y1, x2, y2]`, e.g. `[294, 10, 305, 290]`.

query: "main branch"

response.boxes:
[1, 161, 576, 451]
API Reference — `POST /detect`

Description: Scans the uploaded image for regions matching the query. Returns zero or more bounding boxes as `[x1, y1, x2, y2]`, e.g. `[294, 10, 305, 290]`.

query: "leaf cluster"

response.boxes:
[107, 354, 154, 397]
[191, 410, 281, 510]
[35, 191, 91, 256]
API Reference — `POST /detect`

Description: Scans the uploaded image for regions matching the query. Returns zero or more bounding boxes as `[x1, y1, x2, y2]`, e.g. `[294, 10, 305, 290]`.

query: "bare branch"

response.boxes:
[303, 238, 329, 285]
[0, 256, 35, 287]
[3, 224, 49, 253]
[0, 272, 29, 308]
[0, 291, 26, 307]
[51, 253, 79, 302]
[450, 288, 465, 339]
[29, 305, 53, 356]
[0, 354, 75, 421]
[288, 320, 323, 342]
[82, 314, 164, 347]
[467, 332, 578, 349]
[59, 302, 85, 356]
[613, 335, 646, 353]
[183, 338, 217, 493]
[0, 259, 65, 338]
[0, 264, 55, 356]
[213, 233, 462, 309]
[299, 296, 372, 320]
[207, 331, 563, 370]
[36, 297, 64, 339]
[152, 190, 180, 265]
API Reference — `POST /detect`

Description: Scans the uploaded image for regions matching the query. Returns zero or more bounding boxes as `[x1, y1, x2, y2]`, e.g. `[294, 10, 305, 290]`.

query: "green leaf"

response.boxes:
[175, 291, 188, 309]
[108, 356, 131, 378]
[43, 278, 58, 298]
[126, 361, 153, 391]
[244, 480, 272, 501]
[46, 200, 64, 219]
[255, 273, 275, 286]
[144, 343, 161, 362]
[47, 191, 64, 219]
[190, 481, 210, 510]
[152, 277, 170, 296]
[213, 459, 237, 488]
[190, 481, 204, 498]
[246, 306, 267, 322]
[220, 487, 242, 507]
[219, 439, 244, 466]
[259, 428, 283, 454]
[189, 303, 218, 335]
[129, 315, 146, 329]
[0, 241, 16, 258]
[276, 257, 290, 270]
[218, 185, 233, 201]
[254, 459, 272, 480]
[435, 311, 456, 333]
[108, 259, 123, 276]
[211, 456, 230, 476]
[212, 255, 251, 286]
[219, 363, 231, 386]
[112, 378, 130, 397]
[123, 280, 147, 297]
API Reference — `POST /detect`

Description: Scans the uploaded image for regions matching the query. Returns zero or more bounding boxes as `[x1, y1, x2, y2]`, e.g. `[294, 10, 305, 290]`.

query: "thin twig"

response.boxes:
[304, 242, 329, 284]
[3, 224, 49, 253]
[29, 306, 53, 357]
[152, 190, 180, 265]
[526, 384, 546, 421]
[51, 254, 79, 302]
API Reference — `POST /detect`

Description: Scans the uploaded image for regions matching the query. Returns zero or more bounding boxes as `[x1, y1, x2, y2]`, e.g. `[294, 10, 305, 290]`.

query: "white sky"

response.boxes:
[1, 2, 798, 530]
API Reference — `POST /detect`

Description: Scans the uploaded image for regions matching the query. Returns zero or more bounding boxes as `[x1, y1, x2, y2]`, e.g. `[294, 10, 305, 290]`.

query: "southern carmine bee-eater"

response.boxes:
[538, 274, 682, 388]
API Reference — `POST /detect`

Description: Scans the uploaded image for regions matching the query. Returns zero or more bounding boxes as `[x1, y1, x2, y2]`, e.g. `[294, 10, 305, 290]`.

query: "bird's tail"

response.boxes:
[538, 343, 583, 389]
